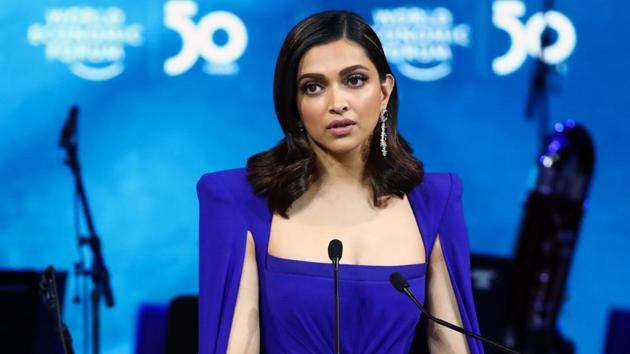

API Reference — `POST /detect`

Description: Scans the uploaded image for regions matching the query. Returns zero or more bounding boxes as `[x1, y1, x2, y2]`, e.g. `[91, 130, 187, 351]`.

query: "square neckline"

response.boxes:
[262, 190, 431, 273]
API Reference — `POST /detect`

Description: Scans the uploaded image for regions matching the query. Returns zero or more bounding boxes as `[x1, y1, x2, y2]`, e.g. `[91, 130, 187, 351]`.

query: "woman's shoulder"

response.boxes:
[197, 168, 270, 224]
[414, 172, 464, 200]
[408, 172, 464, 225]
[198, 167, 248, 186]
[197, 167, 255, 202]
[409, 173, 467, 251]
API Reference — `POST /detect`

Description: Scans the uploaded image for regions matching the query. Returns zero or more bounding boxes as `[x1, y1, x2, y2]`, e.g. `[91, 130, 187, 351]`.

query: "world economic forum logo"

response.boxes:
[371, 7, 471, 82]
[27, 7, 143, 81]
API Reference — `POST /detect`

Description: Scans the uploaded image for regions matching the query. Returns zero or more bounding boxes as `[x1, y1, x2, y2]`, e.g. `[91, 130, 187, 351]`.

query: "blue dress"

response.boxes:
[198, 168, 483, 353]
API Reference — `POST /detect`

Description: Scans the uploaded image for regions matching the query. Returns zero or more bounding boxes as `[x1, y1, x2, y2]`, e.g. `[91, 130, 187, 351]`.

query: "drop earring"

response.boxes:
[379, 108, 388, 157]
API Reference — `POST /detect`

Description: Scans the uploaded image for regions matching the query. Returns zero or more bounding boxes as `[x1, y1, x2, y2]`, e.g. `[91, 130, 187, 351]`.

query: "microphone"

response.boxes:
[328, 239, 342, 354]
[328, 239, 342, 263]
[389, 272, 520, 354]
[59, 105, 79, 149]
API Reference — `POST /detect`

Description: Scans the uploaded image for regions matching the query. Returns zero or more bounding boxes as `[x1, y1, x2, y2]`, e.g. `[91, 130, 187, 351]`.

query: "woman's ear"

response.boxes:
[380, 74, 395, 109]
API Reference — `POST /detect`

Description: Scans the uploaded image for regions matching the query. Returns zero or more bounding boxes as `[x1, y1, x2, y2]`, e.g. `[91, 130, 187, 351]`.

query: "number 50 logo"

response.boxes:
[164, 1, 247, 76]
[492, 0, 576, 76]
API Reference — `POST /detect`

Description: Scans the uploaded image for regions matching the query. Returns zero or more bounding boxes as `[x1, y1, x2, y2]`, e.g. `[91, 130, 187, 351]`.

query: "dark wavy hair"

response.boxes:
[247, 10, 424, 217]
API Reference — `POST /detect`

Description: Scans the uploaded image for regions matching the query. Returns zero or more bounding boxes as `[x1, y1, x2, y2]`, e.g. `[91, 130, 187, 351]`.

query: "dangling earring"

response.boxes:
[379, 108, 388, 157]
[297, 120, 305, 134]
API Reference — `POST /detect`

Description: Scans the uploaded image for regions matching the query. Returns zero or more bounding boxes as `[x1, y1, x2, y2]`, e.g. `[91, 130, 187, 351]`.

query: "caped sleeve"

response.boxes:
[437, 173, 484, 354]
[197, 173, 249, 354]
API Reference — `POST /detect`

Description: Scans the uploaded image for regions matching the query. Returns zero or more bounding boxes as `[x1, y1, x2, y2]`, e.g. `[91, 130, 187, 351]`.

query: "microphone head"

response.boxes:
[60, 105, 79, 148]
[328, 239, 343, 261]
[389, 272, 410, 293]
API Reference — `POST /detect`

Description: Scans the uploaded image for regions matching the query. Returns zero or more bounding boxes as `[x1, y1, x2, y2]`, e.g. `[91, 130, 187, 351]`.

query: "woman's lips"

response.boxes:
[329, 124, 354, 136]
[327, 118, 356, 136]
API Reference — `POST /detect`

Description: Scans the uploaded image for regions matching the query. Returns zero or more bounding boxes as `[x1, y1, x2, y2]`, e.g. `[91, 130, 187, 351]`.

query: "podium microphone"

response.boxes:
[328, 239, 343, 354]
[389, 272, 520, 354]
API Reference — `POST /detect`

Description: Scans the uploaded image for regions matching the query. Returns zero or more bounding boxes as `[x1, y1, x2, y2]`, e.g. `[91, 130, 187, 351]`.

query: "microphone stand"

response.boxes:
[519, 2, 577, 353]
[525, 0, 555, 145]
[328, 239, 342, 354]
[333, 257, 340, 354]
[405, 286, 518, 354]
[390, 272, 520, 354]
[60, 106, 115, 354]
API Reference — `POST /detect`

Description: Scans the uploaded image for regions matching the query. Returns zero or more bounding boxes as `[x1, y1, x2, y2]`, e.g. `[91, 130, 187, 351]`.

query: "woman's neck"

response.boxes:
[283, 139, 386, 223]
[284, 140, 376, 218]
[309, 140, 368, 192]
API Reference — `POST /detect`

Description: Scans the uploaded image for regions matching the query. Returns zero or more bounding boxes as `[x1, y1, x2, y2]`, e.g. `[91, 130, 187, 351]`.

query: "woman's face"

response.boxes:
[296, 39, 394, 158]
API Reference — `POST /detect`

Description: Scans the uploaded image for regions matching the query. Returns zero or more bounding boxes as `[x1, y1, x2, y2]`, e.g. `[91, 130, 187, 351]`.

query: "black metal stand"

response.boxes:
[525, 0, 555, 144]
[511, 3, 588, 350]
[91, 288, 100, 354]
[59, 106, 114, 354]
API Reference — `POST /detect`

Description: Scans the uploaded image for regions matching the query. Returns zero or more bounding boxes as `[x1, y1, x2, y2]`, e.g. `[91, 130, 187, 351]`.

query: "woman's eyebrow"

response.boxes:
[339, 64, 369, 76]
[297, 64, 370, 83]
[297, 72, 325, 83]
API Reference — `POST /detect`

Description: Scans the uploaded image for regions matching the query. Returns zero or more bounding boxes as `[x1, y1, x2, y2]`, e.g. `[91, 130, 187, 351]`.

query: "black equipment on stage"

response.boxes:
[164, 296, 198, 354]
[502, 122, 595, 353]
[605, 309, 630, 354]
[518, 0, 595, 350]
[470, 254, 513, 346]
[59, 105, 115, 354]
[0, 270, 67, 354]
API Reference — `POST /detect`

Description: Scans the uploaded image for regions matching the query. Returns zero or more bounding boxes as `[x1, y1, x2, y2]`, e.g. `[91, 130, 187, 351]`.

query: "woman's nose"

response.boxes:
[328, 85, 349, 114]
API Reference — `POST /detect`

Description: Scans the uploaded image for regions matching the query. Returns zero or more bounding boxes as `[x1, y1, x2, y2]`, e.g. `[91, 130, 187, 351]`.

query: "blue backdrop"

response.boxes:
[1, 0, 629, 353]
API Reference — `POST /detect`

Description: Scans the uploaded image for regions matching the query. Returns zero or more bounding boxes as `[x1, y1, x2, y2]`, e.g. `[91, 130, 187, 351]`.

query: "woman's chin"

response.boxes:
[324, 142, 368, 158]
[308, 135, 370, 158]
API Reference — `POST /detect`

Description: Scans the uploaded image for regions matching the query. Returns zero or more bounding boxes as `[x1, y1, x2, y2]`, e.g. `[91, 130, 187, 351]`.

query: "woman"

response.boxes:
[198, 10, 483, 354]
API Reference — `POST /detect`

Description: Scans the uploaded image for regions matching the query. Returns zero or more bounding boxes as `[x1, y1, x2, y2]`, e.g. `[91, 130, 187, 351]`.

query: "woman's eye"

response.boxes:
[347, 75, 367, 87]
[302, 83, 322, 94]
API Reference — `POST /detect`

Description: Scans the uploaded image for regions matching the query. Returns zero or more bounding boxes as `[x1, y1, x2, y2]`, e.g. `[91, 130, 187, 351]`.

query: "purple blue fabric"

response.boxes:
[198, 168, 483, 353]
